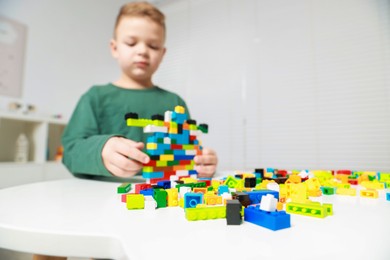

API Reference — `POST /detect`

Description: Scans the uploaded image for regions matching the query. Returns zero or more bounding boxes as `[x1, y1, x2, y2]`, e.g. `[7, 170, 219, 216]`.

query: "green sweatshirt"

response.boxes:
[62, 83, 189, 180]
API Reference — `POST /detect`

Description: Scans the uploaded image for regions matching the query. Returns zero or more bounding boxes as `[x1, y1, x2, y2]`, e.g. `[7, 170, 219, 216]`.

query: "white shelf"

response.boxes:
[0, 111, 70, 188]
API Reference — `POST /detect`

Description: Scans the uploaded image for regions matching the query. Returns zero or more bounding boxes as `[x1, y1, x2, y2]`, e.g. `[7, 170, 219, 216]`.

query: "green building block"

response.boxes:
[117, 183, 131, 194]
[286, 202, 329, 218]
[185, 206, 226, 221]
[153, 189, 168, 208]
[321, 186, 335, 195]
[224, 176, 240, 188]
[126, 194, 144, 210]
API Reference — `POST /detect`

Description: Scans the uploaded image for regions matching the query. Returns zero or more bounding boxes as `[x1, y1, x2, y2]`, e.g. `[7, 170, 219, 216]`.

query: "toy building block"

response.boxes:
[233, 192, 251, 207]
[117, 183, 131, 194]
[259, 194, 278, 212]
[286, 202, 330, 218]
[360, 181, 385, 190]
[244, 177, 257, 188]
[166, 188, 179, 207]
[221, 193, 233, 204]
[224, 176, 242, 188]
[153, 189, 168, 208]
[226, 199, 242, 225]
[204, 194, 223, 205]
[246, 190, 279, 205]
[386, 192, 390, 201]
[144, 196, 157, 210]
[184, 192, 203, 208]
[185, 206, 226, 221]
[336, 187, 357, 196]
[126, 194, 145, 210]
[135, 183, 152, 194]
[124, 106, 207, 183]
[360, 189, 378, 199]
[244, 206, 291, 231]
[320, 186, 335, 195]
[218, 185, 229, 195]
[140, 188, 154, 196]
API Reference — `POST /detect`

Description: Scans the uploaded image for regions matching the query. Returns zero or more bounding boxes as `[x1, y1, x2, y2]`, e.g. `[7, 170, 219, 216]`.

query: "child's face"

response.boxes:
[110, 16, 166, 86]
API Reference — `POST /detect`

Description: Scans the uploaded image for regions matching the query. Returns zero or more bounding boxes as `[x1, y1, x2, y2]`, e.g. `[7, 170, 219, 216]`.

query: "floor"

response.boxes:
[0, 248, 89, 260]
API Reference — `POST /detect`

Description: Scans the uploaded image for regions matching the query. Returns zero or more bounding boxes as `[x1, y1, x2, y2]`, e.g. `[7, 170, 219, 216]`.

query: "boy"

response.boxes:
[62, 1, 218, 182]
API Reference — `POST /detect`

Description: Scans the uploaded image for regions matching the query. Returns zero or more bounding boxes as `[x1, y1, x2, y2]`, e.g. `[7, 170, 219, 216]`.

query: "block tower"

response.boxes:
[125, 106, 208, 183]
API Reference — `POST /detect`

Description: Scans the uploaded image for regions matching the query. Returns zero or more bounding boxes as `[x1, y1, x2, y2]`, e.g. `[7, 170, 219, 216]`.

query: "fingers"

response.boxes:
[195, 165, 216, 178]
[116, 138, 149, 164]
[102, 137, 150, 177]
[108, 151, 144, 177]
[194, 148, 218, 165]
[194, 147, 218, 177]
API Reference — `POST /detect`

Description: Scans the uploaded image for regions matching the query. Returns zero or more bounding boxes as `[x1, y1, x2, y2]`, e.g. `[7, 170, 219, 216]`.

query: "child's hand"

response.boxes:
[194, 148, 218, 178]
[102, 137, 150, 178]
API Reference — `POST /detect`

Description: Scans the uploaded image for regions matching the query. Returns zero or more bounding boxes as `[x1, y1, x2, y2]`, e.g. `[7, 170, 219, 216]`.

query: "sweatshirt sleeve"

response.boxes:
[61, 88, 113, 177]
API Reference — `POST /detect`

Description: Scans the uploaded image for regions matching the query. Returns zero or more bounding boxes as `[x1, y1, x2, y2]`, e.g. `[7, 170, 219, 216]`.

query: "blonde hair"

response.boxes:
[113, 2, 166, 38]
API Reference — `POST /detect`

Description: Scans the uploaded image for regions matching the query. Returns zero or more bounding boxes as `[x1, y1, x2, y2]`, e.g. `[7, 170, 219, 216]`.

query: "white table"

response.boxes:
[0, 177, 389, 260]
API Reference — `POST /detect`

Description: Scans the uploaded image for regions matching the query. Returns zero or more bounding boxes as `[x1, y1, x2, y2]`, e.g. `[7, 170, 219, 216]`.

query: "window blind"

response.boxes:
[156, 0, 390, 172]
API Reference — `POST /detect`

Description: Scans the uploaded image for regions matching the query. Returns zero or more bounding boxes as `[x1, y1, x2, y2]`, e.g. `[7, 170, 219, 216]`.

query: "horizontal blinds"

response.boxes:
[157, 0, 390, 172]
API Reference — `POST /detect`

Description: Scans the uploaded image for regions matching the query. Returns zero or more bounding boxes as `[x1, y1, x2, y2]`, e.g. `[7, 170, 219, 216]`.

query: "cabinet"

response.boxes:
[0, 111, 72, 188]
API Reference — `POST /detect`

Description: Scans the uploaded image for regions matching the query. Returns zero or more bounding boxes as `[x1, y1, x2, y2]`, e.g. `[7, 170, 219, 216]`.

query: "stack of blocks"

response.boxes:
[125, 106, 208, 183]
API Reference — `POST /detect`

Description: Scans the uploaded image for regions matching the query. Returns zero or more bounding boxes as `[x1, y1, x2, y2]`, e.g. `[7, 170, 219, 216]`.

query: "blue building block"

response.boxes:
[247, 190, 279, 204]
[174, 155, 195, 161]
[386, 192, 390, 201]
[218, 185, 229, 195]
[157, 180, 171, 189]
[244, 206, 291, 231]
[140, 188, 154, 196]
[142, 171, 164, 179]
[184, 193, 203, 208]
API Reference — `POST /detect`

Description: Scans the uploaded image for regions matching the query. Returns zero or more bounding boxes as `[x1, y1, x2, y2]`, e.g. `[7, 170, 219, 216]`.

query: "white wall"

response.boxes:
[0, 0, 131, 117]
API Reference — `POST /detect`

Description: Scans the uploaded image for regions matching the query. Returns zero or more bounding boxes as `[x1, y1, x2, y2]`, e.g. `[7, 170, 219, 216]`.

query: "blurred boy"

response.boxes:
[62, 2, 218, 181]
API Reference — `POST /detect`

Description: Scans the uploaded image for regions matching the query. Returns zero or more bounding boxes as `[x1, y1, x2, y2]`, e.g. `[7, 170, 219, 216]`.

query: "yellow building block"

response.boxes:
[335, 174, 349, 184]
[204, 195, 223, 205]
[288, 175, 302, 183]
[185, 206, 226, 221]
[360, 189, 378, 199]
[211, 180, 221, 190]
[360, 181, 385, 190]
[166, 188, 179, 207]
[156, 160, 168, 167]
[336, 187, 356, 196]
[146, 143, 158, 150]
[182, 144, 195, 150]
[182, 177, 197, 184]
[160, 154, 174, 161]
[175, 105, 185, 113]
[126, 118, 153, 127]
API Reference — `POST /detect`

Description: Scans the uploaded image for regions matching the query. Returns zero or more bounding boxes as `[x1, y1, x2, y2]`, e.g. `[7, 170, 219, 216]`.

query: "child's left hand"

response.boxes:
[194, 148, 218, 178]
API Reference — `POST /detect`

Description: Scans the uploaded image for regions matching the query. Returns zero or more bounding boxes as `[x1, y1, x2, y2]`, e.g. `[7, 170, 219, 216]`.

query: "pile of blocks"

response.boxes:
[125, 106, 208, 184]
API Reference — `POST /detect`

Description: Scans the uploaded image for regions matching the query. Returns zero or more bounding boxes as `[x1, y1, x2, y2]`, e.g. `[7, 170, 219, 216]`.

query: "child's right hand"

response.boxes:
[102, 137, 150, 178]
